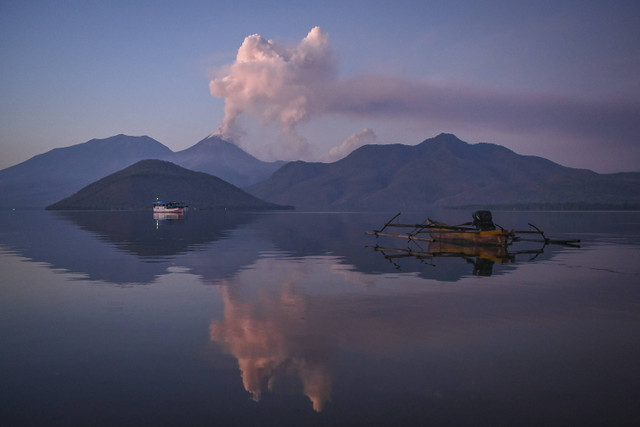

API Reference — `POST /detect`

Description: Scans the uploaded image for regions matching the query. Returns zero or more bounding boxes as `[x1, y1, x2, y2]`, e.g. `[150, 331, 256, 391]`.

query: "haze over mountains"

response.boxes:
[2, 132, 639, 210]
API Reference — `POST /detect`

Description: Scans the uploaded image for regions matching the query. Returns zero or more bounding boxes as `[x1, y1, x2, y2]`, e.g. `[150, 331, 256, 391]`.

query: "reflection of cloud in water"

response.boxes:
[210, 247, 596, 412]
[209, 254, 440, 411]
[210, 258, 333, 411]
[330, 263, 378, 289]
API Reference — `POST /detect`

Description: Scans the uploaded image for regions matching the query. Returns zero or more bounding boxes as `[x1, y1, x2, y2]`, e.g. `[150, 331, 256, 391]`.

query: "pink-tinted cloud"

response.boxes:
[330, 75, 639, 145]
[210, 27, 334, 159]
[210, 27, 639, 164]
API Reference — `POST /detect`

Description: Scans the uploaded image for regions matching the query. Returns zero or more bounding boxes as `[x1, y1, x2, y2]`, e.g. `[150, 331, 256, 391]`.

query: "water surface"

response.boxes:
[1, 210, 639, 426]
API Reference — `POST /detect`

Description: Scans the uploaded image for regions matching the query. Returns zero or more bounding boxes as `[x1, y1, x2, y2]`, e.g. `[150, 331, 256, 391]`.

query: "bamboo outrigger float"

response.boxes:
[366, 211, 580, 248]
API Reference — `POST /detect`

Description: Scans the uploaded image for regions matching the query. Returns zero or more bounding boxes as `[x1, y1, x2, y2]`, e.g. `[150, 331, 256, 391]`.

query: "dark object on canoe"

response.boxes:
[472, 210, 496, 231]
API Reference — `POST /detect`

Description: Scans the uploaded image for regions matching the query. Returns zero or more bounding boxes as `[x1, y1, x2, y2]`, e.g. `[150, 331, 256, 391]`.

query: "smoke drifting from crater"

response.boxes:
[325, 128, 378, 162]
[210, 26, 335, 159]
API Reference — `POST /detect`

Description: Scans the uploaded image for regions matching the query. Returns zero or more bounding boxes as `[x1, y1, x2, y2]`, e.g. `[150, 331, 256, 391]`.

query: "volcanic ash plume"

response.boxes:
[210, 26, 334, 159]
[326, 128, 378, 162]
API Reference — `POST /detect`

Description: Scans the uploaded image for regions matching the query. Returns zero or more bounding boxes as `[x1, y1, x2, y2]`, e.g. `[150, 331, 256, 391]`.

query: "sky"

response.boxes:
[1, 0, 639, 173]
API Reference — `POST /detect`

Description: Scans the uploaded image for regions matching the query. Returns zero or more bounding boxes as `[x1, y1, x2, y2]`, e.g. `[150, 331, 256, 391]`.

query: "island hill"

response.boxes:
[46, 159, 291, 211]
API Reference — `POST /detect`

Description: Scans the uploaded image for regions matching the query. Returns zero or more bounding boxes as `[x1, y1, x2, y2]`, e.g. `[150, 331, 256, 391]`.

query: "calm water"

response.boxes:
[1, 210, 639, 426]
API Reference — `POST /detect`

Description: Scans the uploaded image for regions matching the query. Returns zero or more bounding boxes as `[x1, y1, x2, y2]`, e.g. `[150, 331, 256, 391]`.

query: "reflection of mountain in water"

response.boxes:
[0, 210, 268, 285]
[55, 210, 258, 259]
[0, 210, 160, 284]
[0, 210, 586, 286]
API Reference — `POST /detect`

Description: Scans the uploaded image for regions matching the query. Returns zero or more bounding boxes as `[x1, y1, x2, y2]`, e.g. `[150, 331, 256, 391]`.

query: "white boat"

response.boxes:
[153, 200, 187, 213]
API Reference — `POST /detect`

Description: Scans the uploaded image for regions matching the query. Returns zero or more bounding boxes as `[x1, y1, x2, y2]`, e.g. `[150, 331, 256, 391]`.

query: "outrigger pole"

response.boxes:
[511, 223, 581, 247]
[375, 212, 402, 233]
[364, 230, 436, 242]
[367, 212, 437, 242]
[372, 212, 476, 234]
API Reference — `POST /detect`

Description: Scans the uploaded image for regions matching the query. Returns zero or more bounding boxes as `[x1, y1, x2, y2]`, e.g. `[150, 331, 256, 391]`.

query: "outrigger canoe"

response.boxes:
[366, 211, 580, 248]
[366, 211, 580, 276]
[425, 218, 514, 247]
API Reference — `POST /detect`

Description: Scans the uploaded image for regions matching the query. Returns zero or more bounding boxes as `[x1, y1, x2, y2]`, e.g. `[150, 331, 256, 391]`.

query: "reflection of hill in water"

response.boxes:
[55, 210, 258, 259]
[0, 210, 160, 284]
[0, 210, 589, 285]
[0, 210, 267, 285]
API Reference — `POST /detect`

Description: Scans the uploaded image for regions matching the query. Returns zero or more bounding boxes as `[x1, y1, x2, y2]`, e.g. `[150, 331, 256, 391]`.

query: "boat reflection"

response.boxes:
[153, 211, 185, 222]
[367, 240, 547, 276]
[153, 211, 186, 230]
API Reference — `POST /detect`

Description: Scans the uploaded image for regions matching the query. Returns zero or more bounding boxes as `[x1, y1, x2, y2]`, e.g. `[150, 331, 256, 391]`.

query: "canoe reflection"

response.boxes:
[367, 240, 545, 276]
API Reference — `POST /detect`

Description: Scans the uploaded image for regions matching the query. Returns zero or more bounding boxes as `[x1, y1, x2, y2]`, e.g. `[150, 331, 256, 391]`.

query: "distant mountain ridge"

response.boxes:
[171, 135, 285, 188]
[46, 159, 289, 211]
[0, 134, 172, 208]
[0, 134, 284, 208]
[4, 132, 640, 211]
[248, 133, 640, 210]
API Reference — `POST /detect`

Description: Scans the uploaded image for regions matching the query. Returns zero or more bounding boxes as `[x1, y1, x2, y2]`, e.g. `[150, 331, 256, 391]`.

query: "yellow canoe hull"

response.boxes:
[429, 228, 513, 247]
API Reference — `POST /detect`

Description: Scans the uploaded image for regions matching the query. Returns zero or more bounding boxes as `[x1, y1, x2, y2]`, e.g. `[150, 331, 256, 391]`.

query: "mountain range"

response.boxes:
[0, 134, 282, 208]
[2, 132, 640, 211]
[248, 133, 640, 211]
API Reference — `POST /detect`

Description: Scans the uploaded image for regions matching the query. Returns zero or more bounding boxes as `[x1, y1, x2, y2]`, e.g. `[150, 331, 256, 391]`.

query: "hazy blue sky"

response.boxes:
[2, 0, 638, 172]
